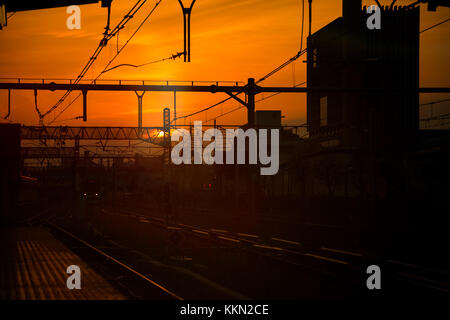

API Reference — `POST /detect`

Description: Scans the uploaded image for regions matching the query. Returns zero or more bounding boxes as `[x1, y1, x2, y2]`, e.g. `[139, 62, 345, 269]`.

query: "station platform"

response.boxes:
[0, 227, 126, 300]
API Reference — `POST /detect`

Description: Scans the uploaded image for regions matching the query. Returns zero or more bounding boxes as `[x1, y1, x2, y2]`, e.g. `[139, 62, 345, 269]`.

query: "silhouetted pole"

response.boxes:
[309, 0, 312, 37]
[247, 78, 256, 127]
[246, 78, 256, 218]
[82, 90, 87, 122]
[135, 91, 145, 130]
[177, 0, 196, 62]
[73, 135, 80, 219]
[174, 91, 177, 128]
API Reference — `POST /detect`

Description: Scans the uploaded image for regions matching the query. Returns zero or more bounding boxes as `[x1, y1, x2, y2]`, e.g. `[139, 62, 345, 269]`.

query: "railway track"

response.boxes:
[45, 220, 183, 300]
[97, 204, 450, 296]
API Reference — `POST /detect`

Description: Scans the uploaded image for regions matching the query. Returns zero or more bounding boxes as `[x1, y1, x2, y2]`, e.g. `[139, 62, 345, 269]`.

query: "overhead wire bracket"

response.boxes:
[34, 88, 44, 126]
[102, 0, 113, 35]
[225, 91, 248, 107]
[177, 0, 197, 62]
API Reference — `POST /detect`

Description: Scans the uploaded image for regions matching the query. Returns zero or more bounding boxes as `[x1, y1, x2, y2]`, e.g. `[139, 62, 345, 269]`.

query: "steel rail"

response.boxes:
[47, 221, 183, 300]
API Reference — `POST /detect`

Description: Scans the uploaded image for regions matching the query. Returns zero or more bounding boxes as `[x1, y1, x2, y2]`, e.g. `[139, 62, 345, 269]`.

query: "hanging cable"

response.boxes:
[175, 96, 234, 122]
[175, 49, 307, 122]
[420, 98, 450, 106]
[101, 51, 184, 74]
[49, 0, 164, 125]
[257, 48, 307, 84]
[203, 81, 307, 124]
[43, 0, 149, 120]
[34, 89, 43, 120]
[420, 18, 449, 33]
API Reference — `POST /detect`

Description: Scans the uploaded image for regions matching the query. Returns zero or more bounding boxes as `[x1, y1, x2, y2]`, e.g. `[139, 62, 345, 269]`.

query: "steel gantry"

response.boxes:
[20, 125, 163, 141]
[1, 78, 449, 128]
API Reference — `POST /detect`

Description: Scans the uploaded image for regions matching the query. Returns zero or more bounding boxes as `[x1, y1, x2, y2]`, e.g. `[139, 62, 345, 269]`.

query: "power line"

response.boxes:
[256, 81, 306, 103]
[203, 81, 307, 124]
[101, 51, 184, 74]
[420, 18, 449, 33]
[49, 0, 164, 125]
[43, 0, 150, 121]
[209, 13, 448, 126]
[420, 113, 450, 121]
[175, 49, 307, 122]
[420, 98, 450, 106]
[176, 96, 234, 122]
[257, 48, 307, 84]
[175, 1, 308, 123]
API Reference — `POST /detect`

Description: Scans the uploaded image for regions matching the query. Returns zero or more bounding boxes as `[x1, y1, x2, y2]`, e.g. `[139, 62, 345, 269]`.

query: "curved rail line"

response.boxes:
[46, 221, 183, 300]
[99, 205, 450, 294]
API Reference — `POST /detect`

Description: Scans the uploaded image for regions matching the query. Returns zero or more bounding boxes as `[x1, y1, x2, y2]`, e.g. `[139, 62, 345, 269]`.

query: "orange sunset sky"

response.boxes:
[0, 0, 449, 128]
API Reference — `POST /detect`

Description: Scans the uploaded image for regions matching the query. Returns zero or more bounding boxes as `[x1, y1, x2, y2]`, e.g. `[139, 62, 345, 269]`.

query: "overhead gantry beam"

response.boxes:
[0, 81, 448, 94]
[21, 147, 160, 159]
[20, 126, 164, 143]
[1, 1, 107, 12]
[2, 78, 449, 127]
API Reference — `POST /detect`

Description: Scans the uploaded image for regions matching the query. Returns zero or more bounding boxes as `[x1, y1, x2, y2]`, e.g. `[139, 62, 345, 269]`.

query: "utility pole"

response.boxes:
[247, 78, 256, 127]
[163, 107, 172, 257]
[82, 90, 88, 122]
[174, 91, 177, 128]
[135, 91, 145, 131]
[246, 78, 256, 219]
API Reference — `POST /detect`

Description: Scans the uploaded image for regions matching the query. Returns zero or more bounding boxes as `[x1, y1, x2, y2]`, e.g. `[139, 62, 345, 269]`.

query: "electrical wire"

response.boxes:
[203, 81, 307, 124]
[175, 49, 307, 122]
[101, 51, 184, 74]
[176, 2, 307, 123]
[43, 0, 149, 121]
[420, 98, 450, 106]
[175, 96, 234, 122]
[256, 81, 306, 103]
[49, 0, 164, 125]
[257, 48, 307, 84]
[420, 18, 450, 33]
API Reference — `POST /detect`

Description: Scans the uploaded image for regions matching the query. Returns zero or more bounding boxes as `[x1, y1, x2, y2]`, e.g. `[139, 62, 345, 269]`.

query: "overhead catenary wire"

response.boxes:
[420, 98, 450, 106]
[100, 51, 184, 74]
[175, 49, 308, 123]
[203, 81, 307, 124]
[43, 0, 150, 121]
[420, 18, 450, 33]
[49, 0, 164, 125]
[257, 48, 307, 84]
[175, 1, 308, 123]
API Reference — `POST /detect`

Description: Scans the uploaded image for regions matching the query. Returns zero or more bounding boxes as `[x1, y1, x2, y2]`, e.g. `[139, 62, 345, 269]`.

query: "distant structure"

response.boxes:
[307, 0, 420, 152]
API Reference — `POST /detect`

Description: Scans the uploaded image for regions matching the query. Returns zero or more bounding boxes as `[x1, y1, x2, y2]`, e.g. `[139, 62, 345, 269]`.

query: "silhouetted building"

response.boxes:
[307, 0, 420, 152]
